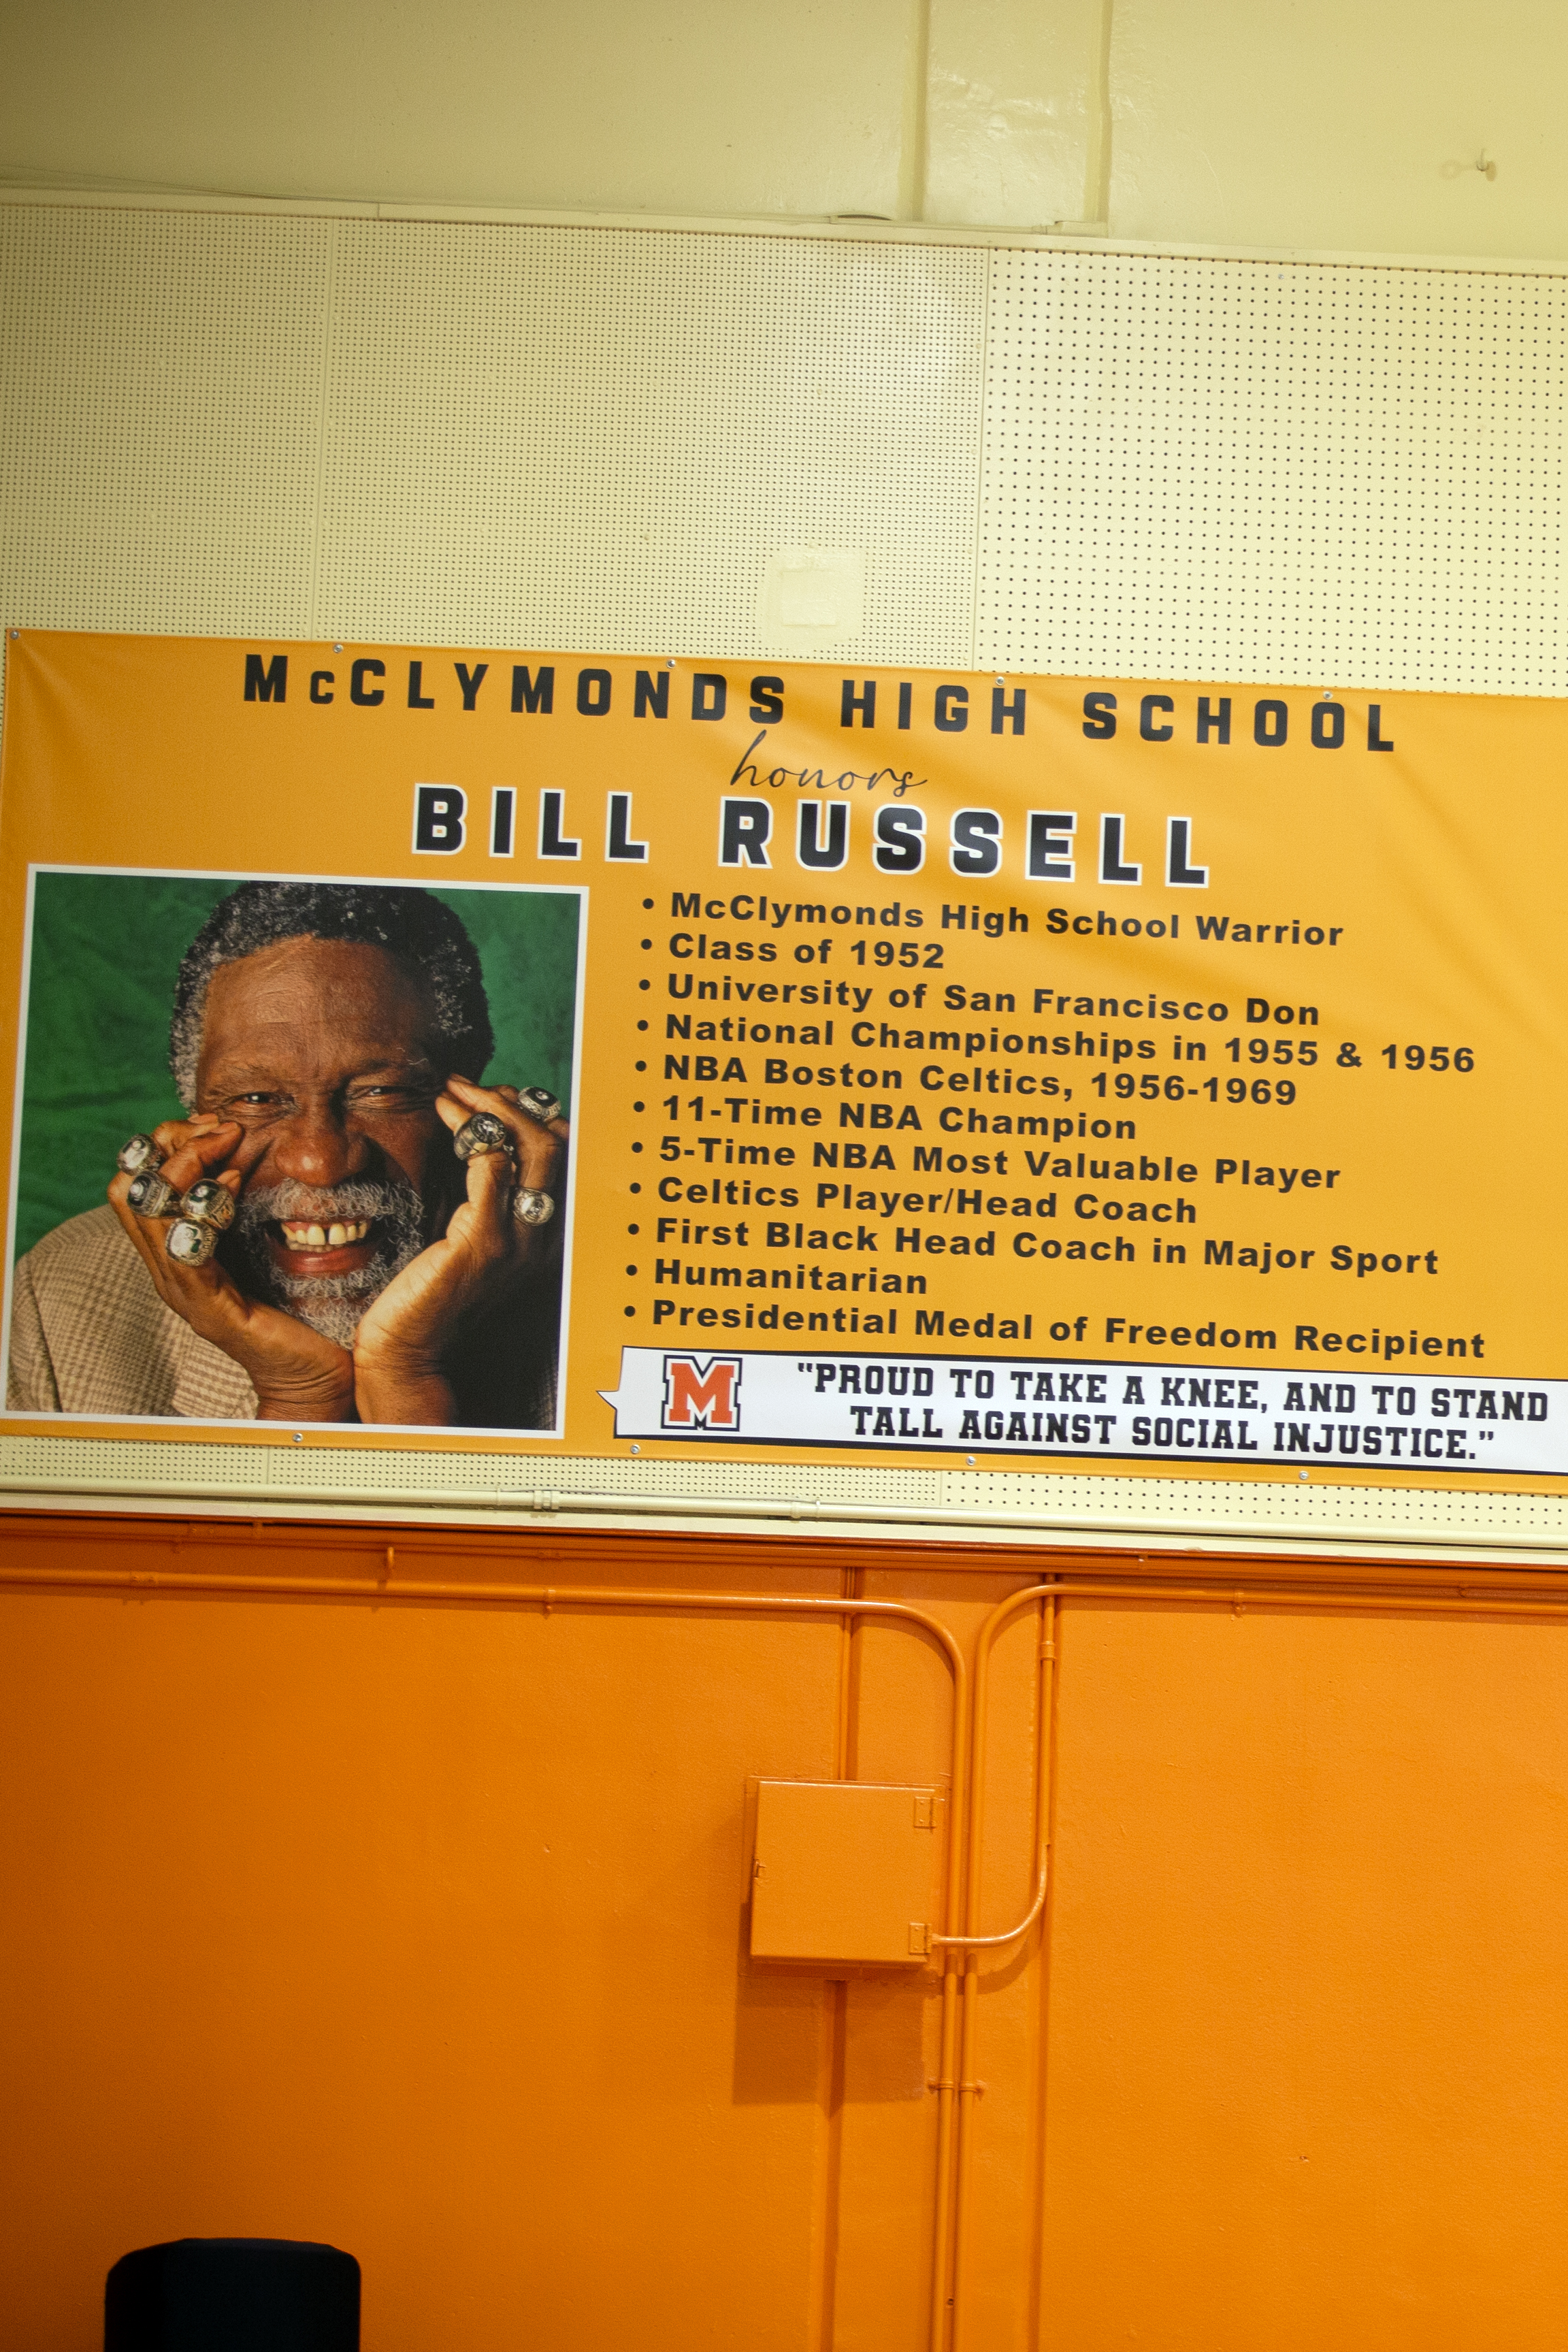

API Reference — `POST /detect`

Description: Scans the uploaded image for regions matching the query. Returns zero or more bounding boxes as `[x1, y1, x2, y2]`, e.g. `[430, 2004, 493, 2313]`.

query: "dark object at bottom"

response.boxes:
[105, 2238, 359, 2350]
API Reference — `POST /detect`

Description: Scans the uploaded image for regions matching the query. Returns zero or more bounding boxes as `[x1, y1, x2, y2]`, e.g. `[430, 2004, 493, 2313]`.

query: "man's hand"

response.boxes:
[350, 1077, 568, 1426]
[108, 1118, 358, 1422]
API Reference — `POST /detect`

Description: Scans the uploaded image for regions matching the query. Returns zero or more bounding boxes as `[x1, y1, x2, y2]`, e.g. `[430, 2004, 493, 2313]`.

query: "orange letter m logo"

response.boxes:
[662, 1354, 742, 1430]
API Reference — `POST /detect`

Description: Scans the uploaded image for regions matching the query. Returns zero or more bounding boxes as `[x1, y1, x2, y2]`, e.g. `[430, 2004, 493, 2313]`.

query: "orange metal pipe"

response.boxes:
[941, 1571, 1568, 2352]
[15, 1505, 1568, 1594]
[940, 1585, 1058, 2352]
[928, 1960, 962, 2350]
[921, 1582, 1060, 2352]
[936, 1586, 1059, 1949]
[1037, 1580, 1568, 1619]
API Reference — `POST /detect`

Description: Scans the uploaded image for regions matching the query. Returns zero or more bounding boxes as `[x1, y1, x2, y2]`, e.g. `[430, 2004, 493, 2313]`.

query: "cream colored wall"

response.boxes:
[1109, 0, 1563, 259]
[0, 0, 921, 225]
[1, 0, 1563, 259]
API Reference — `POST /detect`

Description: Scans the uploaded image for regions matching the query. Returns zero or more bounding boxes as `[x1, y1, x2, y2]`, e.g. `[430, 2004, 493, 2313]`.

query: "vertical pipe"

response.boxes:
[1026, 1598, 1060, 2352]
[928, 1603, 973, 2352]
[949, 1591, 1057, 2352]
[898, 0, 932, 222]
[813, 1978, 850, 2352]
[840, 1563, 864, 1782]
[813, 1564, 862, 2352]
[928, 1959, 960, 2350]
[951, 1958, 981, 2343]
[1083, 0, 1115, 227]
[948, 1592, 1004, 2351]
[1034, 1599, 1056, 1927]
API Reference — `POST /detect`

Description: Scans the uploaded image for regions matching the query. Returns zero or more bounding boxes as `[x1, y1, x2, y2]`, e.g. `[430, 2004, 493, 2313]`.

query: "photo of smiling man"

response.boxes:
[7, 877, 578, 1428]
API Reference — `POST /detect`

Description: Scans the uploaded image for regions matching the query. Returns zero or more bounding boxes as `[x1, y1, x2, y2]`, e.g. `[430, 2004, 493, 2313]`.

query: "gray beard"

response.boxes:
[230, 1176, 429, 1349]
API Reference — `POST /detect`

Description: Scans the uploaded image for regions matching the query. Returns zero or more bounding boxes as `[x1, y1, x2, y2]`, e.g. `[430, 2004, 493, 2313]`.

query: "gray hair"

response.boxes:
[169, 881, 494, 1106]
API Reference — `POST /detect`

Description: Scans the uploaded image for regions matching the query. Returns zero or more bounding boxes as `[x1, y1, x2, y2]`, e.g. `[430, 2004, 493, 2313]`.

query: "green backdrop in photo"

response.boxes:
[13, 871, 581, 1262]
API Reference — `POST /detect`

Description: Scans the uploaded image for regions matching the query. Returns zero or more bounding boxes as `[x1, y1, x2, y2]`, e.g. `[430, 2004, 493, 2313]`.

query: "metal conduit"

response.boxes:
[940, 1574, 1568, 2352]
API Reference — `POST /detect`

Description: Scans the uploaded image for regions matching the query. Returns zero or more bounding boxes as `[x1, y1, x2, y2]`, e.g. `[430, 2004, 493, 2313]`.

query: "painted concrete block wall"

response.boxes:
[2, 0, 1565, 259]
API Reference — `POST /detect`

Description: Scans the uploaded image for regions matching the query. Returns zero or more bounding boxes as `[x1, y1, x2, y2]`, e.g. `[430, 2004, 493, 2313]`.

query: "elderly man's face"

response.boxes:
[194, 936, 462, 1340]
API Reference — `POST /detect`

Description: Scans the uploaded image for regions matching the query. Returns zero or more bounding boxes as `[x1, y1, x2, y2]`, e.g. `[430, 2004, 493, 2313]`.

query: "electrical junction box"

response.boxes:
[748, 1778, 940, 1967]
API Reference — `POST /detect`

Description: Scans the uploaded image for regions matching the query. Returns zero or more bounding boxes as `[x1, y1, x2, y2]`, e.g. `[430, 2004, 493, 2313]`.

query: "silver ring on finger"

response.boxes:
[512, 1188, 555, 1228]
[180, 1179, 235, 1230]
[127, 1169, 182, 1218]
[167, 1218, 219, 1267]
[453, 1111, 516, 1162]
[117, 1133, 164, 1176]
[516, 1086, 563, 1127]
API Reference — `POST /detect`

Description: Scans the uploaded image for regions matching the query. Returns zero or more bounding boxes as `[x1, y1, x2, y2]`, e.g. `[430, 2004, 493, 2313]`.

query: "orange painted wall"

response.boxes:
[3, 1516, 1567, 2351]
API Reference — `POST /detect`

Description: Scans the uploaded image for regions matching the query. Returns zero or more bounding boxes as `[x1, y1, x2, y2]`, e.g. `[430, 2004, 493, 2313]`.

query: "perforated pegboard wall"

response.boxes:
[0, 205, 333, 638]
[317, 220, 987, 662]
[3, 202, 1564, 689]
[0, 206, 987, 667]
[976, 248, 1568, 693]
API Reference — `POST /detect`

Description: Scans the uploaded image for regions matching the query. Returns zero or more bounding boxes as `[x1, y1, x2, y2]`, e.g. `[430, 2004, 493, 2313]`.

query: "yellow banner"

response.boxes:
[2, 630, 1563, 1487]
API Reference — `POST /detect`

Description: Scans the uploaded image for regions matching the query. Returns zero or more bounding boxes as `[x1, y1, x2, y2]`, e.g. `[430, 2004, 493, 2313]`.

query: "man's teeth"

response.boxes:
[280, 1218, 370, 1249]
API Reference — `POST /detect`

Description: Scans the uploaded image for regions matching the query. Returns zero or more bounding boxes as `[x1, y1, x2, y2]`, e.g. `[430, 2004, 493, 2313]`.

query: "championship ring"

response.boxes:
[180, 1179, 235, 1230]
[512, 1188, 555, 1227]
[117, 1134, 163, 1176]
[166, 1218, 218, 1267]
[517, 1087, 563, 1126]
[127, 1169, 182, 1219]
[453, 1111, 514, 1161]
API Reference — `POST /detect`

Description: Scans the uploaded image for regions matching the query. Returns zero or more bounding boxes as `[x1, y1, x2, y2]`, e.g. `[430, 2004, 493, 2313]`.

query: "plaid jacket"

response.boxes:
[8, 1203, 560, 1431]
[9, 1206, 259, 1418]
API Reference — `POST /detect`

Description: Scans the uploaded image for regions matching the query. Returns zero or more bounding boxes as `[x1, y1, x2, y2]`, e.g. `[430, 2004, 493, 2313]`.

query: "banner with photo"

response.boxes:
[1, 629, 1563, 1488]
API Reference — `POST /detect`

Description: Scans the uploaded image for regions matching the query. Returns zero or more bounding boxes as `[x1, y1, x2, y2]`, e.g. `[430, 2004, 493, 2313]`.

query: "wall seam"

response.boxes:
[6, 187, 1568, 279]
[1085, 0, 1115, 227]
[899, 0, 934, 223]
